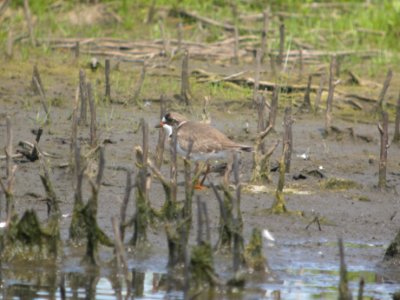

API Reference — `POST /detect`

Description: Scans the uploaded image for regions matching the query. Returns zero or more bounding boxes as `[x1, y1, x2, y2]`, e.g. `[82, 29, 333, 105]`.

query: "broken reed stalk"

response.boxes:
[33, 76, 50, 124]
[338, 238, 352, 300]
[32, 66, 50, 123]
[120, 169, 133, 241]
[78, 69, 87, 126]
[283, 107, 293, 173]
[335, 55, 342, 78]
[189, 195, 219, 293]
[180, 49, 191, 106]
[84, 146, 106, 266]
[0, 0, 10, 17]
[244, 228, 269, 272]
[87, 82, 97, 148]
[39, 154, 61, 218]
[105, 59, 111, 101]
[394, 90, 400, 143]
[259, 9, 269, 63]
[23, 0, 35, 46]
[154, 95, 166, 169]
[177, 22, 183, 53]
[269, 143, 288, 214]
[184, 140, 195, 230]
[5, 116, 12, 179]
[169, 125, 178, 207]
[298, 47, 303, 80]
[111, 217, 131, 298]
[278, 21, 285, 68]
[6, 29, 13, 59]
[196, 196, 204, 244]
[268, 84, 280, 129]
[252, 49, 262, 104]
[357, 278, 365, 300]
[0, 116, 17, 224]
[377, 69, 393, 110]
[69, 142, 85, 241]
[132, 119, 150, 247]
[74, 41, 80, 60]
[131, 62, 147, 106]
[145, 0, 156, 24]
[251, 94, 276, 183]
[301, 74, 312, 111]
[231, 3, 239, 64]
[378, 111, 389, 190]
[232, 26, 239, 64]
[159, 18, 170, 57]
[211, 181, 233, 253]
[314, 73, 326, 113]
[70, 86, 79, 171]
[256, 94, 266, 152]
[32, 65, 44, 95]
[325, 55, 336, 135]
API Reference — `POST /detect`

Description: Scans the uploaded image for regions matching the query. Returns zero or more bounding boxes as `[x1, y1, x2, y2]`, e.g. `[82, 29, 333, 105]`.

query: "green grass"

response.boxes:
[1, 0, 399, 115]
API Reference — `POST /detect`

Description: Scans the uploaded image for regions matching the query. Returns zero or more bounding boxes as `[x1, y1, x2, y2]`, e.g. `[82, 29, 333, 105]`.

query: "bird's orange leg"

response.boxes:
[194, 162, 209, 190]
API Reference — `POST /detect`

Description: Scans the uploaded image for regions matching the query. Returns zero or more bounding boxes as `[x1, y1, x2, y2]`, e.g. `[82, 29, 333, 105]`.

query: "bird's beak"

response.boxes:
[155, 121, 164, 128]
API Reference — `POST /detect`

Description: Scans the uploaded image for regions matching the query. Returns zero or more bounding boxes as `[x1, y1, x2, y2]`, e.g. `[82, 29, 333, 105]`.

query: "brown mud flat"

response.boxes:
[1, 93, 400, 297]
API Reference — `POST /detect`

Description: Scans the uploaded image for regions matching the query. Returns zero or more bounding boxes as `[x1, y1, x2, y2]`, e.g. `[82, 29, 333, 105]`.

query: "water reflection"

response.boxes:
[1, 264, 400, 299]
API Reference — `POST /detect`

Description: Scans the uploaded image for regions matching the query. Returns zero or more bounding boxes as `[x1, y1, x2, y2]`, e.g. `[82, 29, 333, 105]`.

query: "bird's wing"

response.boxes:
[177, 122, 247, 153]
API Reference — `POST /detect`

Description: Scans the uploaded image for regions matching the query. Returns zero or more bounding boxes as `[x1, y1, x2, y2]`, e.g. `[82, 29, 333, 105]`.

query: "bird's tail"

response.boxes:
[240, 145, 253, 152]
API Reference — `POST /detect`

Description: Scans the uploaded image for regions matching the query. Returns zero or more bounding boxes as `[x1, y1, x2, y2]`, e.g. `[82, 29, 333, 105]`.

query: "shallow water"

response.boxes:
[2, 241, 400, 300]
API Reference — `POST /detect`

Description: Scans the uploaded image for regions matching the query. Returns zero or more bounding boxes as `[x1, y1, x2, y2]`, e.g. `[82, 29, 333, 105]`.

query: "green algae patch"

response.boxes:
[321, 177, 361, 190]
[1, 210, 61, 262]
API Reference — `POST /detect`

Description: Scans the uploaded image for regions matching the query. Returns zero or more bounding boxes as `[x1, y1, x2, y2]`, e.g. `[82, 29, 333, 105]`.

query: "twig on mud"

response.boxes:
[17, 128, 43, 161]
[305, 216, 322, 231]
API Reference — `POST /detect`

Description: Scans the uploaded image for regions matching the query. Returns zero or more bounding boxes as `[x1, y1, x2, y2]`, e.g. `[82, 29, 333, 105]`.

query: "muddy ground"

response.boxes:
[1, 56, 400, 298]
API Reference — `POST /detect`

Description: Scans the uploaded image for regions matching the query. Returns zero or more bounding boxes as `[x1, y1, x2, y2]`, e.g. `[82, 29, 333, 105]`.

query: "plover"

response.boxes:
[156, 112, 252, 188]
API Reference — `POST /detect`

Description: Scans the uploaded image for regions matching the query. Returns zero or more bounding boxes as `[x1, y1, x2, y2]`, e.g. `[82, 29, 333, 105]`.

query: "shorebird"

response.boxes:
[156, 112, 252, 188]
